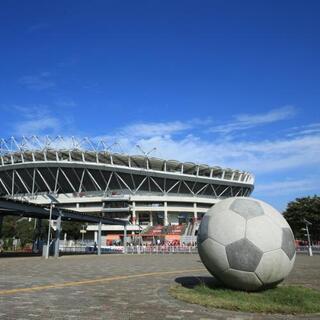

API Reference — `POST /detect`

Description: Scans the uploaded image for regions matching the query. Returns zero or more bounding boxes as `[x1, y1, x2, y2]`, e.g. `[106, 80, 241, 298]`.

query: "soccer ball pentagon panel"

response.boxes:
[197, 197, 296, 291]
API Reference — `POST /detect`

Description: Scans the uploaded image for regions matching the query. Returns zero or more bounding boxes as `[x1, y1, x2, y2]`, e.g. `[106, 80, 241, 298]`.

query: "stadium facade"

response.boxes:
[0, 137, 255, 239]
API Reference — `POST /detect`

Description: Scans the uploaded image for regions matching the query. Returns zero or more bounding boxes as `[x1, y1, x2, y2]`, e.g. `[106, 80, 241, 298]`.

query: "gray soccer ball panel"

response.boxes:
[230, 198, 264, 220]
[197, 214, 210, 244]
[222, 269, 263, 291]
[226, 238, 263, 272]
[281, 228, 296, 260]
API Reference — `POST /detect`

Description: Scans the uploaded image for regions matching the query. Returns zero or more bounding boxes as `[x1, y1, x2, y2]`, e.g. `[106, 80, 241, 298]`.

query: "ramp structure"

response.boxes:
[0, 197, 127, 257]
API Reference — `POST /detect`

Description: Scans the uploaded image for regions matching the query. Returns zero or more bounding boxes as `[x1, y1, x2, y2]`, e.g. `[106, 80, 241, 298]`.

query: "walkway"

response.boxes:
[0, 254, 319, 319]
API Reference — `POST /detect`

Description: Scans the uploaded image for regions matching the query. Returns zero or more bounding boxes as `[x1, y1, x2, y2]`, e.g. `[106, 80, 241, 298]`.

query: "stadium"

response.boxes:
[0, 136, 255, 245]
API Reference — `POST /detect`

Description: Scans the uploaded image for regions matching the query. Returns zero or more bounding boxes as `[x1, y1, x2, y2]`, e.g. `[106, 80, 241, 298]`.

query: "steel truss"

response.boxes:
[0, 136, 254, 183]
[0, 166, 252, 199]
[0, 136, 254, 199]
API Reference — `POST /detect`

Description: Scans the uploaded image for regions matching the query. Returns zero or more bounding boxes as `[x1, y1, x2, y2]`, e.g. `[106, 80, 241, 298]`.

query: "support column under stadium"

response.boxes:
[54, 215, 61, 258]
[132, 201, 136, 224]
[149, 212, 153, 226]
[123, 223, 127, 254]
[193, 203, 198, 220]
[97, 221, 102, 256]
[164, 202, 168, 226]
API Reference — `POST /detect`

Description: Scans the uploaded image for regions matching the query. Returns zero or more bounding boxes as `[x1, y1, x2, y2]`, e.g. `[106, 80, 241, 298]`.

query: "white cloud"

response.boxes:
[11, 105, 61, 136]
[17, 117, 60, 136]
[210, 106, 297, 134]
[19, 72, 55, 90]
[6, 107, 320, 180]
[286, 122, 320, 137]
[95, 120, 320, 175]
[119, 121, 192, 138]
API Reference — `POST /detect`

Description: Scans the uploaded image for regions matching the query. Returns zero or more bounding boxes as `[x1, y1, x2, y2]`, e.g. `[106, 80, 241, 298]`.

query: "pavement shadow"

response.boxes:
[175, 276, 226, 290]
[0, 252, 41, 258]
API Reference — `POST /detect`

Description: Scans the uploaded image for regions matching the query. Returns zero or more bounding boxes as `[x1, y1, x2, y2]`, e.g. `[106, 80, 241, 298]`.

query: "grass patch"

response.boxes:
[170, 282, 320, 314]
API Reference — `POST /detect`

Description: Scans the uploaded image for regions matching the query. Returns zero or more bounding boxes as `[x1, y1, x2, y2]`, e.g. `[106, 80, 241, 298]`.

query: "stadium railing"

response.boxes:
[59, 245, 198, 254]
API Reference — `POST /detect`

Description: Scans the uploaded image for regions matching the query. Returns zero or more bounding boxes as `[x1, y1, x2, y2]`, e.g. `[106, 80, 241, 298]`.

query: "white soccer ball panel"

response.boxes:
[222, 269, 262, 291]
[198, 238, 229, 275]
[255, 249, 295, 285]
[260, 201, 290, 228]
[246, 215, 282, 252]
[207, 209, 246, 246]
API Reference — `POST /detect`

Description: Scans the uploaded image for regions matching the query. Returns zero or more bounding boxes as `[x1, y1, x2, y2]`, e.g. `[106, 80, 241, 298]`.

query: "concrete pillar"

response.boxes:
[149, 212, 153, 226]
[123, 223, 127, 254]
[164, 202, 168, 226]
[54, 215, 61, 258]
[193, 203, 198, 221]
[132, 201, 136, 224]
[97, 221, 102, 256]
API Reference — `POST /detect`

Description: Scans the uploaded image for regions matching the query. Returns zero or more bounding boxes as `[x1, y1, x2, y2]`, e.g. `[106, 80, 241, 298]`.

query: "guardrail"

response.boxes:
[296, 245, 320, 254]
[59, 245, 319, 255]
[59, 245, 198, 254]
[60, 246, 123, 254]
[126, 245, 198, 254]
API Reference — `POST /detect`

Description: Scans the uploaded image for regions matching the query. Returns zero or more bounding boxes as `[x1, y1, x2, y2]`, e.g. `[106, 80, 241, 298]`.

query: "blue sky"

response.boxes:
[0, 0, 319, 210]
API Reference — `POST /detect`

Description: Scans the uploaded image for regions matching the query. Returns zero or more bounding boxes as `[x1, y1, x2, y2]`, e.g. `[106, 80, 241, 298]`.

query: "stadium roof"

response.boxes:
[0, 136, 254, 184]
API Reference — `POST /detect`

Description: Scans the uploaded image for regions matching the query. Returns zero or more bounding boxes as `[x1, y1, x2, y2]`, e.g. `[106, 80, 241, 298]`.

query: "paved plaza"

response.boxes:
[0, 254, 319, 320]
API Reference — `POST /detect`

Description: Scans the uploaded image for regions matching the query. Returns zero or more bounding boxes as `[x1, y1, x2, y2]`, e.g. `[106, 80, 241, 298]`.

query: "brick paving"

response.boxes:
[0, 254, 319, 320]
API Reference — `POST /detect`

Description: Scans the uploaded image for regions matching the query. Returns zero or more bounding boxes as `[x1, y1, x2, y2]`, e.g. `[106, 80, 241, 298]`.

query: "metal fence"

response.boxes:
[59, 245, 198, 254]
[125, 245, 198, 254]
[59, 244, 320, 255]
[296, 245, 320, 254]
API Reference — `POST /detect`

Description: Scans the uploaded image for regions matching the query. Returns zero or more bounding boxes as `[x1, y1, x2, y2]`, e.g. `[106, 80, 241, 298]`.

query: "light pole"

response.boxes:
[45, 202, 54, 259]
[302, 219, 313, 257]
[45, 193, 58, 259]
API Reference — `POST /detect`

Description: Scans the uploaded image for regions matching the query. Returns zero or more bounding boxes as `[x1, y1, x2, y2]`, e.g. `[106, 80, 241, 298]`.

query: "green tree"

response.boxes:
[62, 221, 84, 240]
[15, 219, 34, 247]
[1, 216, 35, 248]
[1, 216, 17, 238]
[283, 195, 320, 241]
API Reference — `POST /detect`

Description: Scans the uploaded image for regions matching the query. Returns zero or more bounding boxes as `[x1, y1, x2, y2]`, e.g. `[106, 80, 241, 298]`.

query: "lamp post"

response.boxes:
[45, 202, 54, 259]
[302, 219, 313, 257]
[45, 193, 58, 259]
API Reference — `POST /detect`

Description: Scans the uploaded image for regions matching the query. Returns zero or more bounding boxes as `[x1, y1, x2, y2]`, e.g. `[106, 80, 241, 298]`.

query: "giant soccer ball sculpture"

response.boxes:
[197, 197, 296, 291]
